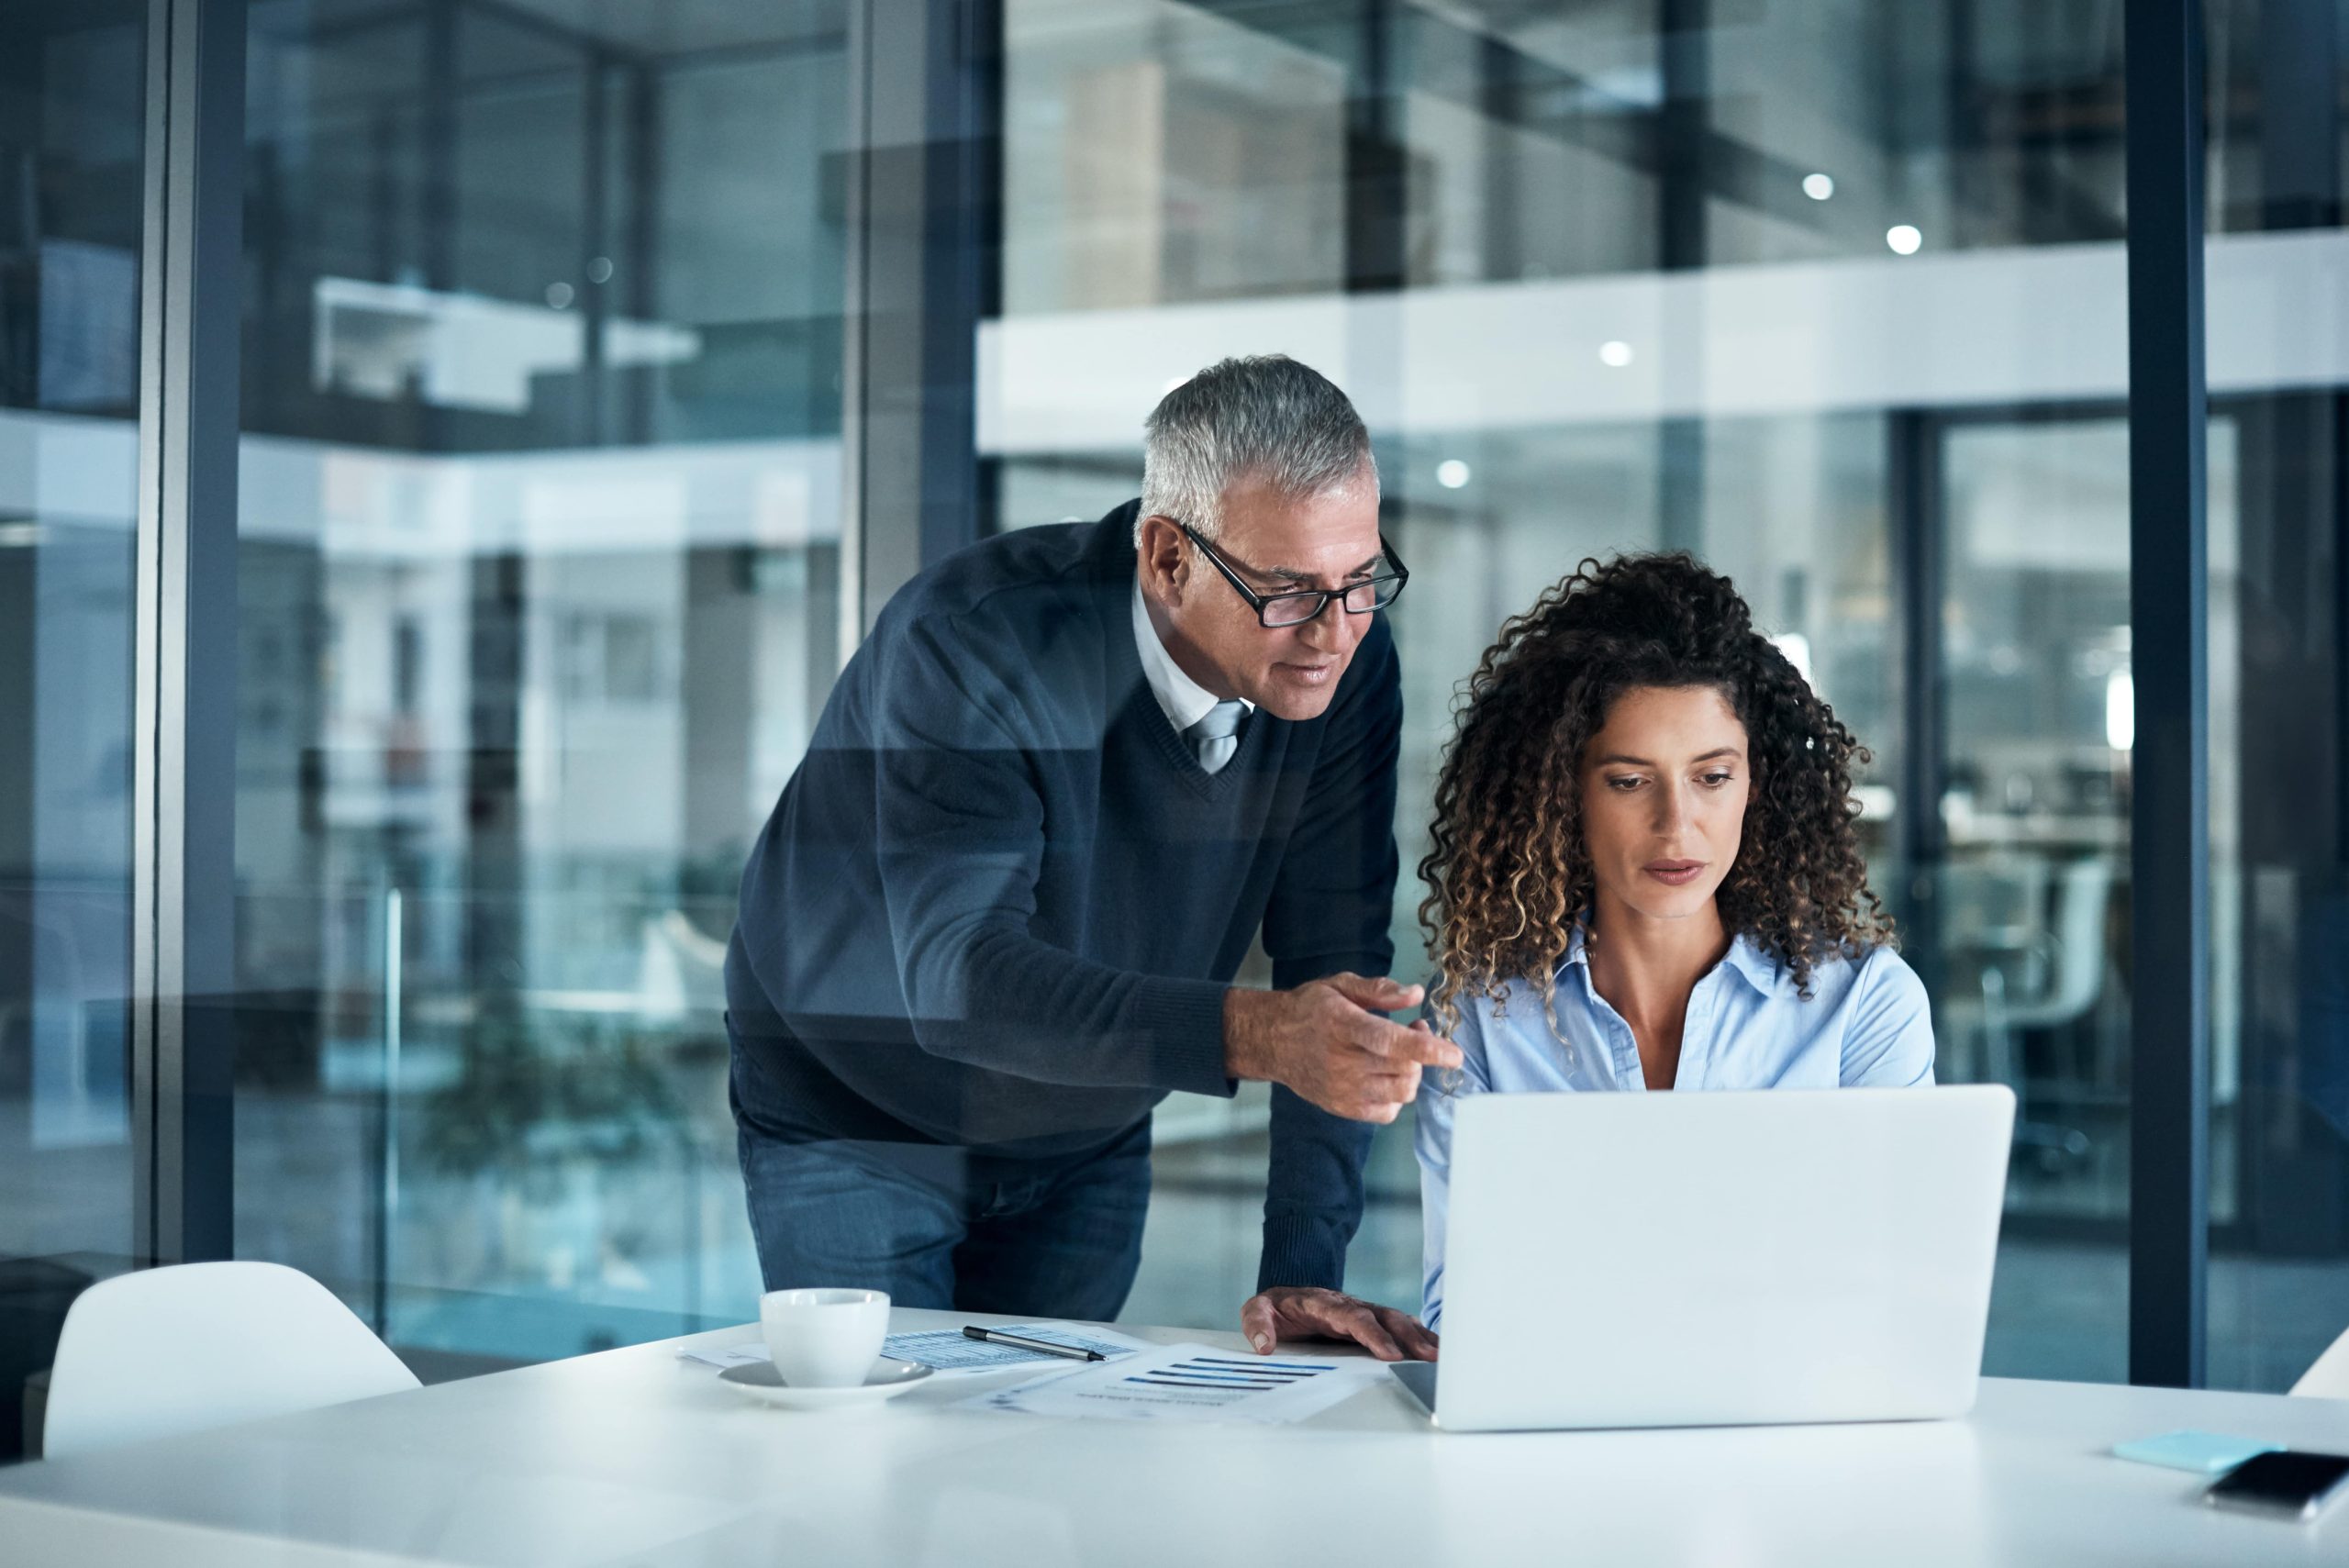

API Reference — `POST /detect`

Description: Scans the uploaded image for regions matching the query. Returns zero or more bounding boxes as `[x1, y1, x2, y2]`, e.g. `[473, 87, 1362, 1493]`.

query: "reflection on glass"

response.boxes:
[2202, 2, 2349, 1393]
[233, 1, 850, 1360]
[172, 0, 2349, 1389]
[992, 0, 2146, 1376]
[0, 1, 144, 1462]
[1929, 417, 2136, 1378]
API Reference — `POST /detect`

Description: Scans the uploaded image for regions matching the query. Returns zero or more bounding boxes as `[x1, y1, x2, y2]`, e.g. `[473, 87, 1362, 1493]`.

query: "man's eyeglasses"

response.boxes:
[1179, 523, 1409, 628]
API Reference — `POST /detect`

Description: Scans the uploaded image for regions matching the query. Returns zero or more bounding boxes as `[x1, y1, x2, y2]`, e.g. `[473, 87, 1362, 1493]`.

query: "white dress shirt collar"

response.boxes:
[1132, 575, 1253, 733]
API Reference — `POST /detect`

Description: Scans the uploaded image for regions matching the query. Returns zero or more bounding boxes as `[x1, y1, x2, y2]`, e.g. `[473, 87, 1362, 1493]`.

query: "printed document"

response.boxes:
[963, 1341, 1385, 1425]
[679, 1322, 1150, 1376]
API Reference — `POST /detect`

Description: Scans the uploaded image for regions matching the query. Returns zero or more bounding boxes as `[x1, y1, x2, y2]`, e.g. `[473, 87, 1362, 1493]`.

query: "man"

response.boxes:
[726, 355, 1452, 1361]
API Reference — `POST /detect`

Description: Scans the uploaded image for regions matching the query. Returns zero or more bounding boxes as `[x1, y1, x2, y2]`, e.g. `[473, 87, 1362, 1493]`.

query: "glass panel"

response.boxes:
[233, 1, 851, 1362]
[995, 0, 2135, 1376]
[2203, 0, 2349, 1394]
[0, 0, 144, 1462]
[1932, 416, 2143, 1379]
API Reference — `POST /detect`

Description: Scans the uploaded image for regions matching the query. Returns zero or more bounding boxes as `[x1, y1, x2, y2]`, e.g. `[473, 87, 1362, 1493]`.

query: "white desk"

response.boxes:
[6, 1307, 2349, 1566]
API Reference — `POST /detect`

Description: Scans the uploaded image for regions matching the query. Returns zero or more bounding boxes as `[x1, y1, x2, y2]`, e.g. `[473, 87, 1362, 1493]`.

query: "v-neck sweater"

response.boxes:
[725, 501, 1403, 1290]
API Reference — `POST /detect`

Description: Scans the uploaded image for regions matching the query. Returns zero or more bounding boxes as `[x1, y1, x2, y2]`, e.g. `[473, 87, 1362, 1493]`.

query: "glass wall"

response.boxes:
[2203, 0, 2349, 1392]
[988, 0, 2152, 1373]
[14, 0, 2334, 1392]
[231, 0, 851, 1362]
[0, 0, 144, 1458]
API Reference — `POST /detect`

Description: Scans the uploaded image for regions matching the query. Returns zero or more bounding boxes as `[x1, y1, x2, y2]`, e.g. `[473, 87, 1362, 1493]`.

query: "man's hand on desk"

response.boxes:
[1222, 975, 1463, 1124]
[1239, 1286, 1439, 1362]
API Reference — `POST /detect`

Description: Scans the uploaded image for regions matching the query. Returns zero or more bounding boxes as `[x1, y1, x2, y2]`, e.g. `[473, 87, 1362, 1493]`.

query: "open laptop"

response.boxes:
[1392, 1084, 2014, 1432]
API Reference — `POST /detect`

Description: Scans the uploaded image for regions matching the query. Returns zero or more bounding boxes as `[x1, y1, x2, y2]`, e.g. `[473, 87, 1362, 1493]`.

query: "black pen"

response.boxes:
[962, 1325, 1106, 1362]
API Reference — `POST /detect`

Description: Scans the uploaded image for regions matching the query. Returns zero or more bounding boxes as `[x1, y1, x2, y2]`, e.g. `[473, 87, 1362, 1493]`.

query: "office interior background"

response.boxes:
[2, 0, 2345, 1446]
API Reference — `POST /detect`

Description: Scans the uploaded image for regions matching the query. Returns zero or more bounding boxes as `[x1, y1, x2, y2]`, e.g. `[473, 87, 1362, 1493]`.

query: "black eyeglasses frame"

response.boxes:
[1176, 522, 1409, 628]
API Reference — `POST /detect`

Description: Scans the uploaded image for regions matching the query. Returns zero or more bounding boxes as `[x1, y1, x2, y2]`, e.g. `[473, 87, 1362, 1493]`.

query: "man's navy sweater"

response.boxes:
[725, 501, 1401, 1290]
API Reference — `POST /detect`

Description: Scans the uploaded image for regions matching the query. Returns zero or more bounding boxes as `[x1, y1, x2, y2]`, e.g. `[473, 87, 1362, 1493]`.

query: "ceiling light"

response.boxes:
[2106, 671, 2134, 752]
[1802, 172, 1834, 201]
[1436, 460, 1471, 490]
[1886, 225, 1922, 256]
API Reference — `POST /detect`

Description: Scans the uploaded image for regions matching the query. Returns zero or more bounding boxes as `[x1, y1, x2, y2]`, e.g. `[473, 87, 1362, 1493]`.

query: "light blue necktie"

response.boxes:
[1185, 700, 1246, 774]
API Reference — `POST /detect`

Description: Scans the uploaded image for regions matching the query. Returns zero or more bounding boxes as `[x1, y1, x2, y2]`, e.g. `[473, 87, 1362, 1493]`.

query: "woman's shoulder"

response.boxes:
[1827, 939, 1920, 979]
[1423, 973, 1561, 1066]
[1830, 943, 1935, 1083]
[1752, 937, 1921, 1007]
[1434, 972, 1556, 1026]
[1845, 942, 1927, 1005]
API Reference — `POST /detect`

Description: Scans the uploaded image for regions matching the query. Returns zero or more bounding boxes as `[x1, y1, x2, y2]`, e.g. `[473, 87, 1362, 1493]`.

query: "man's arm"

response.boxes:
[871, 615, 1232, 1095]
[871, 614, 1454, 1115]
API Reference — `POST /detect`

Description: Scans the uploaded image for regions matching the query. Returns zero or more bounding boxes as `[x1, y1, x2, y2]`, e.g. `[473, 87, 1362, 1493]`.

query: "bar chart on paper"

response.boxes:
[964, 1342, 1386, 1424]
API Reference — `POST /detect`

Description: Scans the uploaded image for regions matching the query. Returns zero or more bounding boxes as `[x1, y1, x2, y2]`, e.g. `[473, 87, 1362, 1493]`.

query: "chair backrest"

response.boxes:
[2003, 856, 2114, 1028]
[636, 908, 729, 1021]
[41, 1262, 419, 1460]
[2292, 1324, 2349, 1398]
[2043, 857, 2114, 1016]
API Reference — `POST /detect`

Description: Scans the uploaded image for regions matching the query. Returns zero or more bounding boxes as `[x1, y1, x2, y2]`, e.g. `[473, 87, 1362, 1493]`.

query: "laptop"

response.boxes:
[1392, 1084, 2014, 1432]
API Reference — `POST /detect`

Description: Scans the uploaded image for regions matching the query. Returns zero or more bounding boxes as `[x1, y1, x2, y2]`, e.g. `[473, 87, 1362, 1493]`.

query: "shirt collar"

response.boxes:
[1561, 922, 1782, 995]
[1131, 575, 1252, 733]
[1720, 933, 1784, 994]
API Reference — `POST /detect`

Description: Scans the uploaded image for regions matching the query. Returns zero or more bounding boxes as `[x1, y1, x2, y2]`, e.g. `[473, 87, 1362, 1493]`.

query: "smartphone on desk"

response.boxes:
[2204, 1451, 2349, 1521]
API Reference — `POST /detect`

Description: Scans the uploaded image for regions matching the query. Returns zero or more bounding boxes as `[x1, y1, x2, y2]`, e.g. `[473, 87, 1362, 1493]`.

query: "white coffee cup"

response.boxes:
[759, 1287, 890, 1388]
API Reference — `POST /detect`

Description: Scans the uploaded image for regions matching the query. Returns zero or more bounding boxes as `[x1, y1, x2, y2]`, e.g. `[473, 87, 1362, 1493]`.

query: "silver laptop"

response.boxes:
[1393, 1084, 2014, 1432]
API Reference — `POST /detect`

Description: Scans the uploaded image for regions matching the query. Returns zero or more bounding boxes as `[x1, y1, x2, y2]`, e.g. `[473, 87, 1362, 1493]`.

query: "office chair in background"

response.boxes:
[39, 1262, 417, 1460]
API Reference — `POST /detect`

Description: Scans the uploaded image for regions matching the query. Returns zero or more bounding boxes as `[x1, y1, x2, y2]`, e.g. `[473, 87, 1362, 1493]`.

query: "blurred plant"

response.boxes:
[417, 999, 689, 1186]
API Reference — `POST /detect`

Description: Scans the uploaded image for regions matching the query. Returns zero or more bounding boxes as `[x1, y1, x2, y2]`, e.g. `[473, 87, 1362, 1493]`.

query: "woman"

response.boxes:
[1413, 552, 1932, 1331]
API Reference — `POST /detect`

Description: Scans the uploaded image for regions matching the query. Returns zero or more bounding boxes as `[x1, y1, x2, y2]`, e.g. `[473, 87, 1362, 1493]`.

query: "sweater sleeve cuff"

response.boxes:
[1131, 975, 1237, 1098]
[1257, 1209, 1350, 1294]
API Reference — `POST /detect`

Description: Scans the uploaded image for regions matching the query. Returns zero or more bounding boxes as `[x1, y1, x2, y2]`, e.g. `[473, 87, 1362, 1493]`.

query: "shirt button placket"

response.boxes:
[1681, 979, 1712, 1090]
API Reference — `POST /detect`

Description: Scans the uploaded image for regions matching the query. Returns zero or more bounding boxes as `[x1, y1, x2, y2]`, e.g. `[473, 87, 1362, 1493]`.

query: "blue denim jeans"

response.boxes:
[733, 1064, 1153, 1320]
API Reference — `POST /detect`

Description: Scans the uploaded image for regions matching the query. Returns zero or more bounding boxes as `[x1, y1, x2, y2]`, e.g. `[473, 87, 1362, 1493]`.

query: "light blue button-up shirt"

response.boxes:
[1413, 929, 1935, 1329]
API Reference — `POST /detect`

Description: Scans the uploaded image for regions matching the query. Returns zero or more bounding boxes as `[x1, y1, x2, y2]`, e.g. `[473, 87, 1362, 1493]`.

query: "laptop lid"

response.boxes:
[1430, 1084, 2014, 1433]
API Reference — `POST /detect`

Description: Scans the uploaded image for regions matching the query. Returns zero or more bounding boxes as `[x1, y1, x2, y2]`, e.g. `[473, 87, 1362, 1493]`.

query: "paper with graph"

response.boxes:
[963, 1340, 1385, 1424]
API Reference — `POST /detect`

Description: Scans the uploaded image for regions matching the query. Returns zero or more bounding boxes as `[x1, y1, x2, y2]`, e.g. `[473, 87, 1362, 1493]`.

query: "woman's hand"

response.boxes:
[1238, 1286, 1438, 1362]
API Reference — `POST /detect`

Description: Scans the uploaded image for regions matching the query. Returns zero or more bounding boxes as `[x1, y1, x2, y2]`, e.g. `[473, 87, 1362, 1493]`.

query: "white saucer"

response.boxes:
[719, 1357, 934, 1411]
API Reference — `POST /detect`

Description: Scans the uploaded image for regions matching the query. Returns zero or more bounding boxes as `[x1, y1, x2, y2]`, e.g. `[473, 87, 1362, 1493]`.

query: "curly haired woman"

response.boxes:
[1412, 551, 1933, 1332]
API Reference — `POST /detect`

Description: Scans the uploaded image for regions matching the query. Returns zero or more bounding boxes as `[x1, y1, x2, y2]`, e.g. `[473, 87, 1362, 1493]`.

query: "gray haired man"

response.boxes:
[726, 355, 1453, 1361]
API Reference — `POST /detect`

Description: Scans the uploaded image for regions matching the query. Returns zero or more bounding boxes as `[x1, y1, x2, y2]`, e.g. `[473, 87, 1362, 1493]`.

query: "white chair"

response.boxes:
[1941, 855, 2114, 1167]
[635, 907, 729, 1025]
[2292, 1326, 2349, 1398]
[41, 1262, 418, 1460]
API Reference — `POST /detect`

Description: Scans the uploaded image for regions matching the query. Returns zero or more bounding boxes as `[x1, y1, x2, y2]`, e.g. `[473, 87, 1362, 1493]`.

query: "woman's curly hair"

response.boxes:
[1417, 551, 1892, 1037]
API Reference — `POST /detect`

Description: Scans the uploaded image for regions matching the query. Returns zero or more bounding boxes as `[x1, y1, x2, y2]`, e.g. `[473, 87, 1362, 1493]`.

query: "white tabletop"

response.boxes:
[6, 1307, 2349, 1567]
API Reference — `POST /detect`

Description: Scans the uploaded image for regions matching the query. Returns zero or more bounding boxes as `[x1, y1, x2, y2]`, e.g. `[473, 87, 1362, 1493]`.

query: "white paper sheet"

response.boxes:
[961, 1341, 1386, 1425]
[678, 1322, 1151, 1376]
[879, 1323, 1151, 1372]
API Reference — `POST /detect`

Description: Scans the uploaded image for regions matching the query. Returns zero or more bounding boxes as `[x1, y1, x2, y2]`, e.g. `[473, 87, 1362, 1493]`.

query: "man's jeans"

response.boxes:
[733, 1062, 1153, 1321]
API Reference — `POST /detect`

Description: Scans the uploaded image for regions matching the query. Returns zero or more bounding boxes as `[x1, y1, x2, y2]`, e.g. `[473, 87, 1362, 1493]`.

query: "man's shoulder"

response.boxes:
[887, 507, 1135, 630]
[846, 507, 1135, 729]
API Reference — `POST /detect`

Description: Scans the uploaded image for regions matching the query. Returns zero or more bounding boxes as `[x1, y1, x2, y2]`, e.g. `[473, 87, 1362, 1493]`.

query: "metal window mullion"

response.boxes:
[2123, 0, 2210, 1388]
[132, 0, 244, 1268]
[131, 0, 171, 1268]
[843, 0, 997, 639]
[1887, 409, 1945, 994]
[838, 0, 874, 662]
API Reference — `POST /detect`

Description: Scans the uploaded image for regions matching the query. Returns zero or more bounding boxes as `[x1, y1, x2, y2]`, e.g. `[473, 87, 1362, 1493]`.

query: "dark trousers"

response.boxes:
[732, 1062, 1152, 1321]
